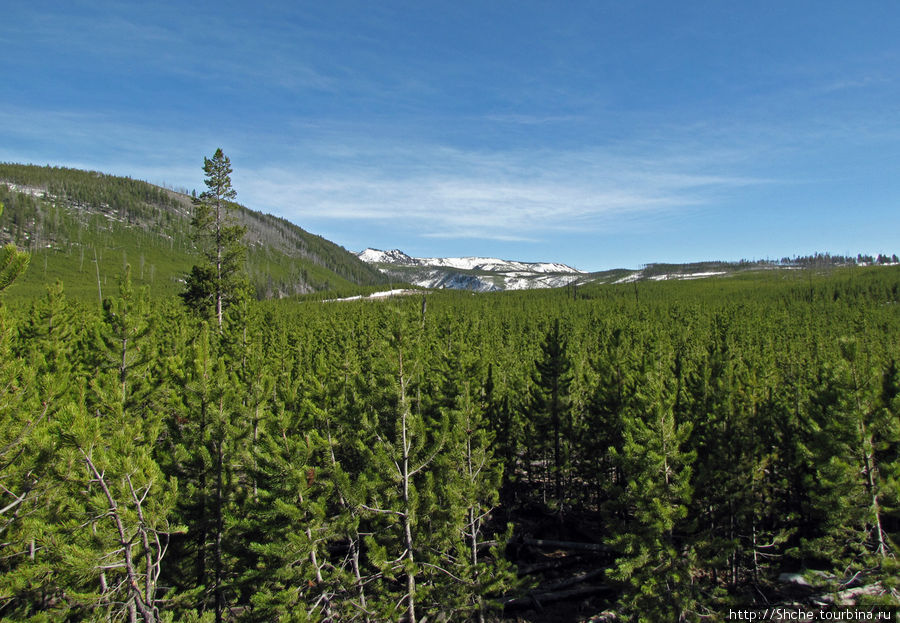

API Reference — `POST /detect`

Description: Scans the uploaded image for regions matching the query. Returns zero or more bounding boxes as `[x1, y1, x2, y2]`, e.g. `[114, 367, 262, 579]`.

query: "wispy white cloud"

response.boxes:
[422, 231, 538, 242]
[0, 106, 212, 187]
[482, 113, 585, 125]
[0, 104, 774, 244]
[817, 75, 891, 94]
[237, 142, 770, 242]
[8, 5, 340, 96]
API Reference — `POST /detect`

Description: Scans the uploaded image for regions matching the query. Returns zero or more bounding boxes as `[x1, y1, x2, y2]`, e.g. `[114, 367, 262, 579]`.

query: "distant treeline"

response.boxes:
[637, 253, 899, 277]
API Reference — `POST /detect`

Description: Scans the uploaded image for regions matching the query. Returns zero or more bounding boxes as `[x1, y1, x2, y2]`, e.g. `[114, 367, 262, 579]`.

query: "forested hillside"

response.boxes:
[0, 163, 389, 301]
[1, 258, 898, 621]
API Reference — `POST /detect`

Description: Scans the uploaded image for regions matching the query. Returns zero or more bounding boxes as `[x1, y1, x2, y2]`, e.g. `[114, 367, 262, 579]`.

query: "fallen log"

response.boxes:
[540, 568, 605, 592]
[522, 537, 611, 553]
[517, 555, 585, 576]
[815, 582, 888, 605]
[503, 584, 612, 609]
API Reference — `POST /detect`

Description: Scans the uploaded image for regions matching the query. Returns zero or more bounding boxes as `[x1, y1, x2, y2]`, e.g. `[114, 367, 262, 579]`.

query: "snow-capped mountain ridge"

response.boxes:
[357, 248, 418, 265]
[355, 248, 584, 291]
[357, 248, 583, 274]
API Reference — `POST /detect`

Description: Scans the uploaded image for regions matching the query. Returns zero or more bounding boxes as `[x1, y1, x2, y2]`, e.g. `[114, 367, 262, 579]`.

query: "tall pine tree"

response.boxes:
[182, 149, 248, 329]
[529, 318, 572, 507]
[608, 339, 698, 622]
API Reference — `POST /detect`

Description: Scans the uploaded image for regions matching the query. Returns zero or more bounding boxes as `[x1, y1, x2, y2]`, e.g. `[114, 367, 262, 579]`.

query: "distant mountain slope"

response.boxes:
[358, 248, 900, 292]
[0, 163, 388, 300]
[357, 248, 584, 291]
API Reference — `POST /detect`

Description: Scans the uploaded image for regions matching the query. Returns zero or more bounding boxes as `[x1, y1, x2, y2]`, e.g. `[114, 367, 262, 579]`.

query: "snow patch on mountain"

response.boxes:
[356, 248, 586, 291]
[324, 289, 419, 302]
[357, 248, 418, 265]
[615, 270, 728, 284]
[415, 256, 584, 274]
[357, 249, 583, 274]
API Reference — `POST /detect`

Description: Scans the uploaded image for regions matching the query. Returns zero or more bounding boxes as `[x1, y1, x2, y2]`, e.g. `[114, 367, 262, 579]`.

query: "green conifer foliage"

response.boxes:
[92, 265, 154, 410]
[1, 249, 899, 617]
[54, 390, 177, 623]
[1, 284, 87, 619]
[528, 318, 573, 506]
[243, 403, 332, 622]
[805, 338, 898, 571]
[18, 281, 79, 391]
[182, 149, 248, 328]
[320, 322, 385, 622]
[0, 306, 52, 617]
[352, 306, 463, 623]
[482, 362, 520, 501]
[580, 324, 632, 514]
[443, 346, 516, 622]
[877, 359, 900, 543]
[45, 269, 176, 622]
[609, 340, 698, 622]
[162, 324, 247, 621]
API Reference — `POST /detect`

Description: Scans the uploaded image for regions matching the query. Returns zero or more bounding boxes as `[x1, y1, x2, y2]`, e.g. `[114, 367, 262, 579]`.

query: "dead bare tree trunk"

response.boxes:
[80, 448, 161, 623]
[325, 420, 370, 621]
[398, 346, 418, 623]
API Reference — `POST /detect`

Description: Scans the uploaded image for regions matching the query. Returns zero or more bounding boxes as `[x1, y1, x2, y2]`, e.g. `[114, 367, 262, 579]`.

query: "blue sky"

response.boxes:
[2, 1, 899, 270]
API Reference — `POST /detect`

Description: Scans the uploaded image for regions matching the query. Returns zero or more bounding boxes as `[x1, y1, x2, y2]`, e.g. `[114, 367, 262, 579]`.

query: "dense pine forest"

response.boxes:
[1, 156, 899, 622]
[3, 262, 900, 621]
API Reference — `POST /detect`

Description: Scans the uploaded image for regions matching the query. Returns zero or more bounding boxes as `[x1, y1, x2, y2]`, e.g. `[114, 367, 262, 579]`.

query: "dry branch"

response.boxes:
[522, 537, 610, 553]
[503, 584, 612, 609]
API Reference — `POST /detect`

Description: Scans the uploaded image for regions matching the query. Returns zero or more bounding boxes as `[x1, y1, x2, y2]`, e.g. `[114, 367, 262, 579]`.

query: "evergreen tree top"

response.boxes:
[201, 148, 236, 203]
